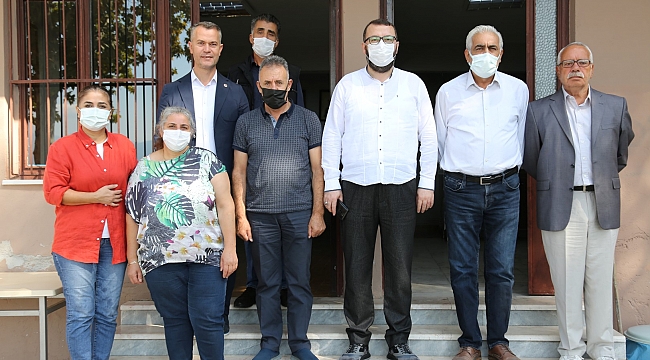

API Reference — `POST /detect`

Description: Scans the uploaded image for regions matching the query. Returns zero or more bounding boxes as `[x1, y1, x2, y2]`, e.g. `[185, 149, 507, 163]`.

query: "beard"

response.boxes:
[365, 49, 396, 73]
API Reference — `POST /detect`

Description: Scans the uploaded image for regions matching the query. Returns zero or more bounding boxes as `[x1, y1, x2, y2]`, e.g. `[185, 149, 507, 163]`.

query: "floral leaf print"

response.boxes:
[141, 152, 187, 180]
[154, 192, 195, 229]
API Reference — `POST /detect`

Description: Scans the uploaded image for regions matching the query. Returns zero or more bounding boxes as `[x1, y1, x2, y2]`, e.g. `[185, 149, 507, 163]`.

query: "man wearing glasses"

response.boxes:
[322, 18, 436, 360]
[434, 25, 528, 360]
[523, 42, 634, 360]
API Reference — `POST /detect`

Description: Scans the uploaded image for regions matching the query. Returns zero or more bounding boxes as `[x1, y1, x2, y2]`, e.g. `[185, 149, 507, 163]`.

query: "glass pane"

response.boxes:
[90, 0, 156, 83]
[170, 0, 193, 81]
[26, 0, 77, 80]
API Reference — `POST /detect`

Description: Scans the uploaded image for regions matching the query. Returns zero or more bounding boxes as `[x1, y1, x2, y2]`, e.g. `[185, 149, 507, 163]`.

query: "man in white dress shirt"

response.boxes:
[322, 18, 436, 360]
[434, 25, 528, 360]
[523, 42, 633, 360]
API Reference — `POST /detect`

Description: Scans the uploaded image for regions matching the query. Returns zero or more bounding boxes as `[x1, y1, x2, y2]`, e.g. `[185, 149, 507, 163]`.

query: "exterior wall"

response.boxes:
[573, 0, 650, 330]
[342, 0, 379, 75]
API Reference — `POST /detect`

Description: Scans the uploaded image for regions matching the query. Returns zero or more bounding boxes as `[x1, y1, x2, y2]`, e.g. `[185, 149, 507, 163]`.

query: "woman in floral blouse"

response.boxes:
[125, 106, 237, 360]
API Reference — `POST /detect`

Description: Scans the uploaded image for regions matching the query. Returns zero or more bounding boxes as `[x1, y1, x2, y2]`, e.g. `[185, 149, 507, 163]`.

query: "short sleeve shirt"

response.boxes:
[233, 104, 322, 214]
[125, 147, 226, 275]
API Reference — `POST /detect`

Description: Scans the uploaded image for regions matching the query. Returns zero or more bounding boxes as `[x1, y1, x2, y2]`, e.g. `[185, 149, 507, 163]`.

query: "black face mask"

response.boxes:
[261, 87, 289, 109]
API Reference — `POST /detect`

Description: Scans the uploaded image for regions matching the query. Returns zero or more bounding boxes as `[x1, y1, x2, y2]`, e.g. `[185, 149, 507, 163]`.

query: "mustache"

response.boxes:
[567, 71, 584, 79]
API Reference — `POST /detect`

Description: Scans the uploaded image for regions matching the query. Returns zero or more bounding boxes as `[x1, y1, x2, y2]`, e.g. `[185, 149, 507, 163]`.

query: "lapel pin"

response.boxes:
[224, 84, 228, 87]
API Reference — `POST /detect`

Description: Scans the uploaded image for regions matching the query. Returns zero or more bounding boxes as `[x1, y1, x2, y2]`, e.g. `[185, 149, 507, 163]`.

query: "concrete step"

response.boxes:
[120, 297, 560, 327]
[110, 357, 558, 360]
[110, 324, 626, 358]
[110, 357, 559, 360]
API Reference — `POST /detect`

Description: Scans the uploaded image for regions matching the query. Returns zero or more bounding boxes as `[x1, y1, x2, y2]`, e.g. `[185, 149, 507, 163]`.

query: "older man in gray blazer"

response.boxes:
[523, 42, 634, 360]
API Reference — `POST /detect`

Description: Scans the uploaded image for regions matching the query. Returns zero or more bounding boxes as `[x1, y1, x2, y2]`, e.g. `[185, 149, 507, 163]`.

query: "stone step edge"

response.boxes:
[110, 357, 559, 360]
[120, 300, 558, 311]
[114, 324, 626, 343]
[110, 356, 558, 360]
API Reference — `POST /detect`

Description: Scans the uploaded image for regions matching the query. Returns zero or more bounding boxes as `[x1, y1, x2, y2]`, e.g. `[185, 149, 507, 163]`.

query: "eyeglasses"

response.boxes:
[364, 35, 397, 45]
[558, 59, 591, 68]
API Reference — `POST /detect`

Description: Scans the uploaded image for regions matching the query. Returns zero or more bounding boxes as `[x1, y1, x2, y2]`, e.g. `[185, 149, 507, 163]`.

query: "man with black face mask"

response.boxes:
[232, 55, 325, 360]
[322, 19, 436, 360]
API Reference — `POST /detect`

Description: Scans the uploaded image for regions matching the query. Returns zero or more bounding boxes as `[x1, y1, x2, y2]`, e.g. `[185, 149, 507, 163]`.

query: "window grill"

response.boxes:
[8, 0, 193, 179]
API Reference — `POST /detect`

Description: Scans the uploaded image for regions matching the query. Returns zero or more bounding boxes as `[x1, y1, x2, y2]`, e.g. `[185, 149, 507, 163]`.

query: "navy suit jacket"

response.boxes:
[157, 71, 249, 174]
[523, 88, 634, 231]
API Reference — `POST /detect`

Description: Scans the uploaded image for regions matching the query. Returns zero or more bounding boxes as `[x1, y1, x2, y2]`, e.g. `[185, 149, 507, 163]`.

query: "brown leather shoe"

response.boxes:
[452, 347, 481, 360]
[488, 344, 520, 360]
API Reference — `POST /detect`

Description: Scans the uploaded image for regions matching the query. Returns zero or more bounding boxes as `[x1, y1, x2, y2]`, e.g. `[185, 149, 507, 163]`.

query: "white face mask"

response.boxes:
[367, 41, 395, 67]
[468, 52, 500, 79]
[252, 37, 276, 58]
[79, 108, 110, 131]
[163, 129, 192, 152]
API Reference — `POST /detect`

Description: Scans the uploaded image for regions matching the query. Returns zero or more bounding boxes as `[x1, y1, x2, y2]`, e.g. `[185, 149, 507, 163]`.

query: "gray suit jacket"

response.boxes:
[522, 88, 634, 231]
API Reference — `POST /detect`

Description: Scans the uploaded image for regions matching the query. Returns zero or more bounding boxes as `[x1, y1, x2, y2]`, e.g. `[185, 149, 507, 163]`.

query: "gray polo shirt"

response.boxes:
[233, 104, 322, 214]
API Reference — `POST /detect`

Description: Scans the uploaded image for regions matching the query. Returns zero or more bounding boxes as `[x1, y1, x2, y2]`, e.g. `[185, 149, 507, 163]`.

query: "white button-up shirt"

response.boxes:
[191, 70, 218, 156]
[322, 67, 437, 191]
[435, 71, 529, 176]
[563, 86, 593, 186]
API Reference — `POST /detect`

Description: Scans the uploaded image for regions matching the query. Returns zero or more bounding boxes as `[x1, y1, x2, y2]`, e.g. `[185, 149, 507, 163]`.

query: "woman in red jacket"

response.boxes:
[43, 85, 137, 360]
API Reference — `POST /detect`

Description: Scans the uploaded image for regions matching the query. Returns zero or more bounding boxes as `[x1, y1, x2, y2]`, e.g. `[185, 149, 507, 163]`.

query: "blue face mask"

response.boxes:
[468, 52, 500, 79]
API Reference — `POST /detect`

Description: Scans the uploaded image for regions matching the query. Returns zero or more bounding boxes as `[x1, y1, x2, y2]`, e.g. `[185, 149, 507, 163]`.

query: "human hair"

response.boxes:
[557, 41, 594, 65]
[260, 55, 289, 80]
[362, 19, 397, 41]
[78, 84, 112, 108]
[190, 21, 222, 42]
[465, 25, 504, 51]
[154, 107, 196, 150]
[250, 13, 281, 37]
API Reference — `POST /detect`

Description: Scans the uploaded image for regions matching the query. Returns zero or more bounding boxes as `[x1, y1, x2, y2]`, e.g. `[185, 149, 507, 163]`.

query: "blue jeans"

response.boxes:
[248, 210, 313, 353]
[443, 172, 520, 349]
[145, 262, 227, 360]
[52, 238, 126, 360]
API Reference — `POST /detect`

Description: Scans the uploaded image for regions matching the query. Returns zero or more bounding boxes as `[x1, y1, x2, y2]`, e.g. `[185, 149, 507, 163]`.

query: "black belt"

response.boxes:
[573, 185, 594, 191]
[445, 167, 518, 185]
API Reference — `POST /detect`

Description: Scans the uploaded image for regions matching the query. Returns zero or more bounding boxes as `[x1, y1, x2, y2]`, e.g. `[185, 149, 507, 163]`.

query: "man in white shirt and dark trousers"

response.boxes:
[434, 25, 528, 360]
[322, 19, 437, 360]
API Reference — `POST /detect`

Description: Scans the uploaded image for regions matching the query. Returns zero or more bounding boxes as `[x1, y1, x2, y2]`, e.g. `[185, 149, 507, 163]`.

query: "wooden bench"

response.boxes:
[0, 272, 66, 360]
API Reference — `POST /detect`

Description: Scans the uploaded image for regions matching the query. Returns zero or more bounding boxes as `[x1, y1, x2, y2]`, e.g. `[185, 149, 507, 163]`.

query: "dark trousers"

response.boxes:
[340, 179, 417, 347]
[145, 263, 227, 360]
[248, 210, 313, 353]
[443, 172, 520, 349]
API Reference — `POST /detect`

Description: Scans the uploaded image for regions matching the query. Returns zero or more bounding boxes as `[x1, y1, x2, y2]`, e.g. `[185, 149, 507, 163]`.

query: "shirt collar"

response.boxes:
[190, 69, 219, 86]
[465, 70, 501, 90]
[248, 55, 259, 69]
[260, 102, 295, 119]
[363, 66, 396, 83]
[76, 128, 114, 149]
[562, 86, 592, 106]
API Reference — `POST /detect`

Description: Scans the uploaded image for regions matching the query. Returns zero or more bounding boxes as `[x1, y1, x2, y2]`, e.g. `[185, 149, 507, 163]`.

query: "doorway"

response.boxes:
[199, 0, 337, 296]
[393, 1, 530, 297]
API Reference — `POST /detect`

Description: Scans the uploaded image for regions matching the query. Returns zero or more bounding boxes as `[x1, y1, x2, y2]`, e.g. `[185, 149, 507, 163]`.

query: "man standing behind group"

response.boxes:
[228, 13, 304, 310]
[434, 25, 528, 360]
[157, 21, 248, 334]
[232, 55, 325, 360]
[523, 42, 633, 360]
[322, 19, 436, 360]
[157, 21, 248, 175]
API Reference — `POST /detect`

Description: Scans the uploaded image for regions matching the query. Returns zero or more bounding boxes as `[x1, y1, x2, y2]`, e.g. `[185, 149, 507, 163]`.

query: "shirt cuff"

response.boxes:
[418, 177, 435, 191]
[324, 178, 341, 192]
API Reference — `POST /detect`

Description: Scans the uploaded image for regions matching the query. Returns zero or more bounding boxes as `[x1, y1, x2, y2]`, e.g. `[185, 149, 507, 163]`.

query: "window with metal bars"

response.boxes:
[8, 0, 193, 179]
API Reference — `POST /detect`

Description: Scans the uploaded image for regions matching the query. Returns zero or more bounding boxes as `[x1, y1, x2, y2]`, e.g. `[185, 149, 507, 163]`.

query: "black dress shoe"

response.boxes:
[233, 287, 256, 308]
[280, 288, 288, 307]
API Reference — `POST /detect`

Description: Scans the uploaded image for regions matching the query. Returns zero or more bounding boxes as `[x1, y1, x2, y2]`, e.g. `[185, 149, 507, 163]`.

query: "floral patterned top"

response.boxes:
[125, 147, 226, 276]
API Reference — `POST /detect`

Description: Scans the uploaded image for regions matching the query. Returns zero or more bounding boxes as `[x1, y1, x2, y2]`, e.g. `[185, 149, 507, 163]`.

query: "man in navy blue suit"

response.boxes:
[157, 21, 248, 174]
[156, 21, 248, 335]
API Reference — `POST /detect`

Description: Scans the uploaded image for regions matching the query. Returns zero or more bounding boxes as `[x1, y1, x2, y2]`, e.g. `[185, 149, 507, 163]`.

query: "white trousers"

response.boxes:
[541, 191, 618, 359]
